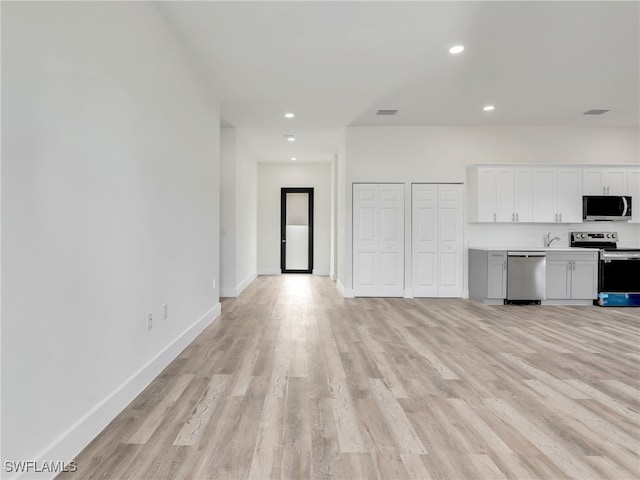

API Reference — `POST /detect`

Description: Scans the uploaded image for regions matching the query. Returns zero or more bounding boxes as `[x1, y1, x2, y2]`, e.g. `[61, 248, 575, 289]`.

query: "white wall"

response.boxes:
[220, 128, 238, 294]
[341, 126, 640, 294]
[330, 153, 338, 280]
[258, 163, 331, 275]
[337, 134, 347, 293]
[1, 3, 220, 478]
[219, 129, 258, 297]
[235, 132, 258, 291]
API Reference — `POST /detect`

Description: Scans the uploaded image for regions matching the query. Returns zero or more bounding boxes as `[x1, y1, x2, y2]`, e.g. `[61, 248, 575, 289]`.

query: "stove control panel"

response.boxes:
[571, 231, 618, 244]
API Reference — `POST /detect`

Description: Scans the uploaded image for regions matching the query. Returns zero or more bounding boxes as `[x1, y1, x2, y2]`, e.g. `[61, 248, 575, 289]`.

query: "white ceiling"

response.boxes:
[160, 1, 639, 163]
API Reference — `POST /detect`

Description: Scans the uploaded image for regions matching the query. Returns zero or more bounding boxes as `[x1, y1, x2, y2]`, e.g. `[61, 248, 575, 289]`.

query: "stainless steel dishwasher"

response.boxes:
[506, 251, 546, 304]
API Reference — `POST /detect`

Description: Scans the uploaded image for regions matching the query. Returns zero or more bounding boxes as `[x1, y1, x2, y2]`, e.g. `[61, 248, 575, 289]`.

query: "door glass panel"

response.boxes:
[285, 193, 308, 270]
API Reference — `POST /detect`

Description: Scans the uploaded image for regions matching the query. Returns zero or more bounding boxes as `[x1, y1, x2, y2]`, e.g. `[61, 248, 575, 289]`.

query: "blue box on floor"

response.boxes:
[598, 293, 640, 307]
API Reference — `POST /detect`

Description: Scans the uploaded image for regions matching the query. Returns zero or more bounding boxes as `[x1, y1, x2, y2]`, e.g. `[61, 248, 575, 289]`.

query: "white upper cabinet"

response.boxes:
[475, 167, 497, 222]
[556, 167, 583, 223]
[513, 167, 533, 222]
[531, 166, 582, 223]
[583, 167, 628, 195]
[468, 166, 532, 222]
[531, 167, 556, 223]
[469, 164, 638, 224]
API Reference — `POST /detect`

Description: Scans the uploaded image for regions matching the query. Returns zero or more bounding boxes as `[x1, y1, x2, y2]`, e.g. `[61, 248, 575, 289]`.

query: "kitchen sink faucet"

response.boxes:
[544, 232, 561, 247]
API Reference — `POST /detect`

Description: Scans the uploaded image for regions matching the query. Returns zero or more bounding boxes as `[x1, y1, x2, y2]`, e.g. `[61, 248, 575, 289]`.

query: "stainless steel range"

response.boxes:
[570, 231, 640, 306]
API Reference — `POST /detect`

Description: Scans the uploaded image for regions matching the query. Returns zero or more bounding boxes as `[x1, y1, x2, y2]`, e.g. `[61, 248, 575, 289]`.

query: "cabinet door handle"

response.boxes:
[559, 213, 562, 222]
[516, 213, 519, 222]
[602, 186, 606, 194]
[504, 261, 507, 271]
[512, 213, 515, 222]
[555, 213, 558, 222]
[607, 186, 610, 195]
[493, 213, 496, 222]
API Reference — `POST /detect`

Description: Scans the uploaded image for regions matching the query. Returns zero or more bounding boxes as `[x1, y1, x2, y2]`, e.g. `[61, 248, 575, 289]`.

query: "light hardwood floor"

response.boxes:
[57, 275, 640, 480]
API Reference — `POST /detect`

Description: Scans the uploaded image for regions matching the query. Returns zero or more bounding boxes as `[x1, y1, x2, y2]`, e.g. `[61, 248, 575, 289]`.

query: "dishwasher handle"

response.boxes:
[507, 251, 546, 257]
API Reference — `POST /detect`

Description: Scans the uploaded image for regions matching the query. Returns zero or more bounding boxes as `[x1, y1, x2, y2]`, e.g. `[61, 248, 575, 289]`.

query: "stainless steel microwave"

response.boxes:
[583, 195, 632, 221]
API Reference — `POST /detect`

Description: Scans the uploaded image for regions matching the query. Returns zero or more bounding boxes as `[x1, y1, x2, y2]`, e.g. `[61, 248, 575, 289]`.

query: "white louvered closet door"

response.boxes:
[353, 183, 404, 297]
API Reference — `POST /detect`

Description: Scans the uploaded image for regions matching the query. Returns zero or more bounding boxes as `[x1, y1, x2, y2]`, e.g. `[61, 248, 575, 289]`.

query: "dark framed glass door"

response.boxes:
[281, 187, 314, 274]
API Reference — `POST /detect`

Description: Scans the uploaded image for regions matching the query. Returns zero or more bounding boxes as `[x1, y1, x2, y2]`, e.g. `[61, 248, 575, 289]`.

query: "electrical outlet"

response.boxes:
[163, 304, 168, 320]
[147, 313, 153, 331]
[212, 278, 216, 289]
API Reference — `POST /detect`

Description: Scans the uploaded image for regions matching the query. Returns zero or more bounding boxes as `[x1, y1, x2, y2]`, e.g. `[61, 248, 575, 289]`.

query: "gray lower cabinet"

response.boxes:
[544, 251, 598, 304]
[469, 249, 507, 304]
[470, 249, 598, 305]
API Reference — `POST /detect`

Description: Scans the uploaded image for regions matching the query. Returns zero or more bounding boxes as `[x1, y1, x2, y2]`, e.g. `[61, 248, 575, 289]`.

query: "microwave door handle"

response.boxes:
[622, 196, 628, 216]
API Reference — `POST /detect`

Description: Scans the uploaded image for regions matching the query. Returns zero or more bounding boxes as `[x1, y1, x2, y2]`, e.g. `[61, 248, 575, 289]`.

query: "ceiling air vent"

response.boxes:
[376, 109, 398, 115]
[583, 109, 610, 115]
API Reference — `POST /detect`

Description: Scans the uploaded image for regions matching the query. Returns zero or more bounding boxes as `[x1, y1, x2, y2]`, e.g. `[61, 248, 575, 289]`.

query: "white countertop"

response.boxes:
[469, 247, 598, 252]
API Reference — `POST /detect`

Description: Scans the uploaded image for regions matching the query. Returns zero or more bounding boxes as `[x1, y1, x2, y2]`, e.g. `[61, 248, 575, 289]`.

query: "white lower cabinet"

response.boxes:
[544, 252, 598, 304]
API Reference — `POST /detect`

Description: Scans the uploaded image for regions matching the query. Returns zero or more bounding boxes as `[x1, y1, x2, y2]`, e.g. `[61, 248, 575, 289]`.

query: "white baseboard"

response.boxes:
[18, 304, 221, 480]
[313, 270, 330, 276]
[220, 287, 237, 297]
[336, 280, 354, 298]
[258, 268, 281, 276]
[220, 273, 257, 298]
[237, 272, 257, 295]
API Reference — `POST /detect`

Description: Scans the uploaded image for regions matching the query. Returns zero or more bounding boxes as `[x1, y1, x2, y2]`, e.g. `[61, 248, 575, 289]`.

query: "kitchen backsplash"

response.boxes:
[467, 222, 640, 249]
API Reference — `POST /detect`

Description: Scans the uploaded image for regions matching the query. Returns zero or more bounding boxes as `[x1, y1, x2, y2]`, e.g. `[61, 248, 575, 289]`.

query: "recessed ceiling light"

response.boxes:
[291, 157, 297, 161]
[283, 134, 296, 142]
[449, 45, 465, 54]
[483, 105, 495, 111]
[287, 137, 296, 142]
[284, 113, 295, 118]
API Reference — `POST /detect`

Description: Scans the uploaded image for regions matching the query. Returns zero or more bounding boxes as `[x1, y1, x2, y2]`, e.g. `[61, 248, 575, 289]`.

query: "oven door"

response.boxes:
[599, 257, 640, 292]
